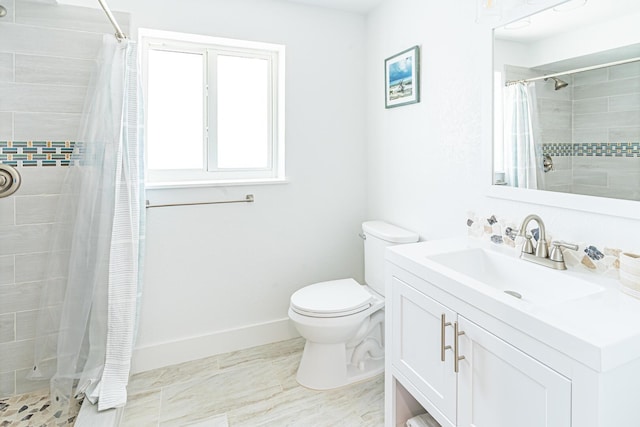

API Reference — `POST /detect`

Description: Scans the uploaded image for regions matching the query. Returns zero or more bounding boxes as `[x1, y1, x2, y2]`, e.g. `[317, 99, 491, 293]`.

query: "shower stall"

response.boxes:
[0, 0, 143, 424]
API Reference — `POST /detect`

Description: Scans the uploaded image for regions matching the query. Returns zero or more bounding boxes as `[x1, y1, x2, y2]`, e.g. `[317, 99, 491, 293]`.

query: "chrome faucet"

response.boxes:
[517, 214, 577, 270]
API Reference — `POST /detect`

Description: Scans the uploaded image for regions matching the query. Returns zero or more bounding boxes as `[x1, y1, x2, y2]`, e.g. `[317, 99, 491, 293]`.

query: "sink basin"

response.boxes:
[427, 247, 604, 305]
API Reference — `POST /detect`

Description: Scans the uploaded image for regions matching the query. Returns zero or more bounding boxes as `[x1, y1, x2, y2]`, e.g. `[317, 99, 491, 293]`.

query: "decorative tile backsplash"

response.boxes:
[0, 141, 76, 167]
[542, 142, 640, 158]
[466, 212, 622, 277]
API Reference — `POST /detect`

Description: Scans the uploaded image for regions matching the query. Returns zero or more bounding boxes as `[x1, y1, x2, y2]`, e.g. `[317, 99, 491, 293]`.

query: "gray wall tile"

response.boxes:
[15, 251, 68, 283]
[609, 62, 640, 80]
[0, 223, 53, 256]
[0, 282, 44, 315]
[15, 195, 59, 225]
[609, 94, 640, 112]
[574, 111, 640, 130]
[0, 197, 15, 226]
[540, 128, 572, 142]
[0, 255, 14, 285]
[0, 370, 15, 397]
[14, 310, 35, 341]
[0, 339, 34, 372]
[573, 77, 640, 100]
[15, 54, 93, 86]
[573, 128, 608, 143]
[14, 112, 81, 141]
[16, 307, 61, 341]
[0, 23, 103, 60]
[573, 97, 607, 115]
[15, 358, 55, 395]
[15, 366, 49, 395]
[572, 68, 607, 86]
[0, 313, 15, 344]
[0, 82, 87, 113]
[0, 112, 12, 140]
[14, 167, 66, 196]
[609, 127, 640, 141]
[0, 52, 13, 82]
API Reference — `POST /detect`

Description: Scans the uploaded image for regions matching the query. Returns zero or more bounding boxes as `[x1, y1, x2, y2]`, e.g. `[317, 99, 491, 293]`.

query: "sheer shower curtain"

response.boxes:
[504, 82, 543, 189]
[31, 34, 145, 414]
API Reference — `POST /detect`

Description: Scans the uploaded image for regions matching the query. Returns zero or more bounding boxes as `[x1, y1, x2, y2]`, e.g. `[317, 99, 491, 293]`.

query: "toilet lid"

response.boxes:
[290, 278, 373, 317]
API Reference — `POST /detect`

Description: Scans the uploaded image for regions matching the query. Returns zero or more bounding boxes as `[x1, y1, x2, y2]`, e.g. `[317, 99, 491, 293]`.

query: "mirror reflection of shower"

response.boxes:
[545, 76, 569, 90]
[0, 5, 7, 18]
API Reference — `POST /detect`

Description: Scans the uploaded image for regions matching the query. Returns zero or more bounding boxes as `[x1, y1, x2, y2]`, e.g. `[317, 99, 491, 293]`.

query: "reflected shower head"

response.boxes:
[545, 77, 569, 91]
[0, 5, 7, 18]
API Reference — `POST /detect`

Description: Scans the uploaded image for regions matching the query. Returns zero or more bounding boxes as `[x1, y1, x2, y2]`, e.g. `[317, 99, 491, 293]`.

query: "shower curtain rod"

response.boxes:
[97, 0, 127, 41]
[505, 56, 640, 86]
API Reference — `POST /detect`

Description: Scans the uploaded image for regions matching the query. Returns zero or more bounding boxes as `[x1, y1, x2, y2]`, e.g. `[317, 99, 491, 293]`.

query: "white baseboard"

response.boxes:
[130, 317, 299, 374]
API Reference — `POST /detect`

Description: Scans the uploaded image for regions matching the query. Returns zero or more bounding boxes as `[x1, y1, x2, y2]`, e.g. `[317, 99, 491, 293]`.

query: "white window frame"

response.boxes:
[139, 29, 286, 188]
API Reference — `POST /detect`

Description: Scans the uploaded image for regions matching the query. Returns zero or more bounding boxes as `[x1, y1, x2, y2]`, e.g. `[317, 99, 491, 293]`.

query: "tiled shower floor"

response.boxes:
[0, 338, 384, 426]
[0, 392, 81, 426]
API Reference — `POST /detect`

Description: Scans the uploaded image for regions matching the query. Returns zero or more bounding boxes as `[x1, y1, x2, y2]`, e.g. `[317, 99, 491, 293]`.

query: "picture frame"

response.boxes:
[384, 45, 420, 109]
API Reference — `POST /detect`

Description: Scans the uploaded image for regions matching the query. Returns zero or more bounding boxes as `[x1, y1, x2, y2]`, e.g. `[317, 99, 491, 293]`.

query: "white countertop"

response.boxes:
[386, 237, 640, 373]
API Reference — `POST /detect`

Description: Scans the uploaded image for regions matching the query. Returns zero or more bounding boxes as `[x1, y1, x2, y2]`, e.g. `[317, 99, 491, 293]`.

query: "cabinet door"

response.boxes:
[391, 277, 457, 426]
[457, 316, 571, 427]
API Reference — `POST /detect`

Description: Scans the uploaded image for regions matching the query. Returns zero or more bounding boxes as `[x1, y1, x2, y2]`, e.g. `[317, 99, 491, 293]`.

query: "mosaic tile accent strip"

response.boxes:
[543, 142, 640, 158]
[0, 141, 77, 167]
[466, 211, 624, 278]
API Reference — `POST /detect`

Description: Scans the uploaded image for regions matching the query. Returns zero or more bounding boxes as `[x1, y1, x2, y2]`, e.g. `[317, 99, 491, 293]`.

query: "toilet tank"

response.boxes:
[362, 221, 419, 295]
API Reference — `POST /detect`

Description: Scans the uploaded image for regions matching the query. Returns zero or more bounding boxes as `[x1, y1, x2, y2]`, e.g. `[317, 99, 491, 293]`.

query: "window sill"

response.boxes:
[145, 177, 288, 190]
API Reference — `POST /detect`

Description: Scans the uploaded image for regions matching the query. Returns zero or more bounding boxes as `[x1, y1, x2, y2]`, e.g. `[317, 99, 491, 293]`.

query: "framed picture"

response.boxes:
[384, 45, 420, 109]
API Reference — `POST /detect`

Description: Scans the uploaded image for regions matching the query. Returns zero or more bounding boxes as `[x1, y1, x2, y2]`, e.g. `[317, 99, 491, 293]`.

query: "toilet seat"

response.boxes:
[290, 278, 373, 318]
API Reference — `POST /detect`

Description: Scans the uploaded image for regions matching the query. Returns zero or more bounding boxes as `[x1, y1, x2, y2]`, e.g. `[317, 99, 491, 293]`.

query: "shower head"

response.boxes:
[0, 5, 7, 18]
[545, 77, 569, 91]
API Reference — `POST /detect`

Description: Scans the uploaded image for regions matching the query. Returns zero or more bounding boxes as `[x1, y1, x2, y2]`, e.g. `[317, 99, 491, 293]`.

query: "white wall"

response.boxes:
[365, 1, 640, 253]
[61, 0, 368, 372]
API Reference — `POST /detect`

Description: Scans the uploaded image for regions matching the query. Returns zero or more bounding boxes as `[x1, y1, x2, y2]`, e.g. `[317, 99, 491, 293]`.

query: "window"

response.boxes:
[140, 29, 285, 186]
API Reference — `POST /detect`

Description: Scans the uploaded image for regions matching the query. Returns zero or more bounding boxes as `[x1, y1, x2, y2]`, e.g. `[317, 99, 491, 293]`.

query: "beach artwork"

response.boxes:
[385, 46, 420, 108]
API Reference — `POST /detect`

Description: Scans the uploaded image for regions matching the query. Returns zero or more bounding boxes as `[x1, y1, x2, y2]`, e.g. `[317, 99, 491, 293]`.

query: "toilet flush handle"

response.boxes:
[358, 233, 366, 240]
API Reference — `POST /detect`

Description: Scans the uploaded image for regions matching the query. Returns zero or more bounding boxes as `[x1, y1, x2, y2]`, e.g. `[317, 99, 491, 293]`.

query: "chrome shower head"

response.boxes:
[545, 77, 569, 91]
[0, 5, 7, 18]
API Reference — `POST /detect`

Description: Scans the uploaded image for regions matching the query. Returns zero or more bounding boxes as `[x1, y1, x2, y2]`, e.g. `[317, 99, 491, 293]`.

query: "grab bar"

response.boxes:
[146, 194, 254, 209]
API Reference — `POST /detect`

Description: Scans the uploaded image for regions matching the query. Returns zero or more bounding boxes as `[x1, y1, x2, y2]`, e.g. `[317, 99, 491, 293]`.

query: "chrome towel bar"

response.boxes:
[146, 194, 254, 209]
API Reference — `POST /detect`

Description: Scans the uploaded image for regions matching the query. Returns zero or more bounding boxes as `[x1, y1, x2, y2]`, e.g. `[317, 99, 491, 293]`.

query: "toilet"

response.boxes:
[288, 220, 419, 390]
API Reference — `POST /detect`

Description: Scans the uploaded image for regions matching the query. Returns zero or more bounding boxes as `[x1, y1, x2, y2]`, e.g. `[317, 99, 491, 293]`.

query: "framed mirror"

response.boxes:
[490, 0, 640, 218]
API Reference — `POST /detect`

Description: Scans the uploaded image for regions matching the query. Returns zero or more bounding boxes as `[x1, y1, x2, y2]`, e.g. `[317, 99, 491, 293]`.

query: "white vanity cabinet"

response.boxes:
[386, 239, 640, 427]
[456, 316, 571, 427]
[388, 275, 571, 427]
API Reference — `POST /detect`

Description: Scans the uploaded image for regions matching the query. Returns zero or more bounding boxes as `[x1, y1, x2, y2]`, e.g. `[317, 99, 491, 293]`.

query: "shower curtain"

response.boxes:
[503, 82, 543, 189]
[31, 34, 145, 414]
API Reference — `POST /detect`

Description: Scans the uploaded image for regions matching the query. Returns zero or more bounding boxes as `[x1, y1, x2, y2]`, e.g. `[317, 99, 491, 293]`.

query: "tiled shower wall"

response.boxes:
[0, 0, 129, 399]
[569, 62, 640, 200]
[505, 63, 640, 200]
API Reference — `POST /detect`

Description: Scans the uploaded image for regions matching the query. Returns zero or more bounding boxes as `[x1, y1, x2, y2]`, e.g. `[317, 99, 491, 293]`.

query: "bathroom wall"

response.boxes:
[0, 0, 129, 398]
[365, 1, 640, 258]
[58, 0, 368, 372]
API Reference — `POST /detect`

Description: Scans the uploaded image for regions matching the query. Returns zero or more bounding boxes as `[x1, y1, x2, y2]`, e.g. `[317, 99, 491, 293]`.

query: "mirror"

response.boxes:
[492, 0, 640, 204]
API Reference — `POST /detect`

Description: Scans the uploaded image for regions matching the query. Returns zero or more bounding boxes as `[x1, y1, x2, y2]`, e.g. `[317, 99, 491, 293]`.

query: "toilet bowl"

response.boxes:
[288, 221, 418, 390]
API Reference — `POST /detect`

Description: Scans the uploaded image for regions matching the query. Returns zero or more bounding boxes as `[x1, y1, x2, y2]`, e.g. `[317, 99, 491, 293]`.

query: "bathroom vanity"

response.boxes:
[384, 238, 640, 427]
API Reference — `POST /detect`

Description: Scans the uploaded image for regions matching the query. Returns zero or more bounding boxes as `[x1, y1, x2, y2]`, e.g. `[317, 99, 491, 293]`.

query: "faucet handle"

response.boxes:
[549, 241, 578, 262]
[522, 235, 535, 254]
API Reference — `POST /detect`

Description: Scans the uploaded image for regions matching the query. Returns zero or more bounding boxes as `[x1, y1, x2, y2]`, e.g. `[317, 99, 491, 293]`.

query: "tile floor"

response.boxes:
[121, 337, 384, 426]
[0, 337, 384, 426]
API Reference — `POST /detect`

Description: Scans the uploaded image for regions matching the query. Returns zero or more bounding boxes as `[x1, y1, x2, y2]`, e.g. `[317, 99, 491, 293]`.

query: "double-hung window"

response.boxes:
[140, 29, 285, 186]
